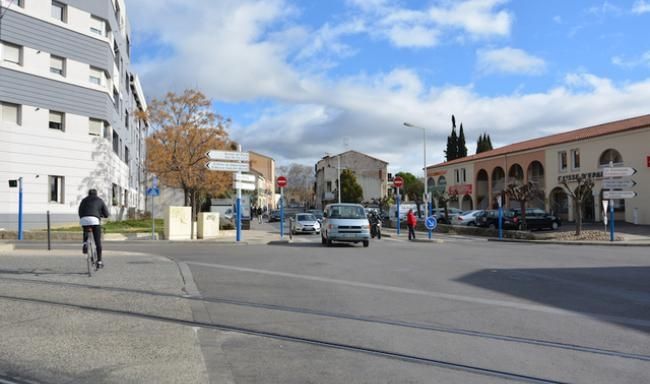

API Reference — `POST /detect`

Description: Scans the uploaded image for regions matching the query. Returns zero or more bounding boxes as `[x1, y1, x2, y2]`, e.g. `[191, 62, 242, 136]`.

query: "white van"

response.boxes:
[321, 203, 371, 247]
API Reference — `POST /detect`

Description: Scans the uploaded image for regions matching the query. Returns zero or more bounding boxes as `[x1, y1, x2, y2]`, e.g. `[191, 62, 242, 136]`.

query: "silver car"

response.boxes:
[321, 203, 371, 247]
[291, 213, 321, 235]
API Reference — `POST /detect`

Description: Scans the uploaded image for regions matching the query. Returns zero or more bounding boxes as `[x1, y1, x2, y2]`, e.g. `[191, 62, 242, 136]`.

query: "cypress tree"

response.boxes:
[486, 133, 493, 151]
[445, 115, 458, 161]
[457, 123, 467, 158]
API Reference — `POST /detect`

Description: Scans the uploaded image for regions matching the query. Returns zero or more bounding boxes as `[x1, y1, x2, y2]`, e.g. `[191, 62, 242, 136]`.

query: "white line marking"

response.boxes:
[185, 261, 650, 328]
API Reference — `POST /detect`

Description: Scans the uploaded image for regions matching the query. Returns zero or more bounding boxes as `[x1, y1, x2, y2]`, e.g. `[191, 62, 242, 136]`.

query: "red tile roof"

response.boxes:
[429, 114, 650, 168]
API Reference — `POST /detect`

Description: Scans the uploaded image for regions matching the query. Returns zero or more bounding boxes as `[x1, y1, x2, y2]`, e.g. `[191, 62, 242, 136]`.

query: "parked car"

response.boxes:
[268, 210, 282, 222]
[291, 213, 321, 235]
[475, 209, 519, 230]
[321, 203, 371, 247]
[451, 210, 484, 226]
[307, 209, 324, 223]
[433, 207, 462, 224]
[512, 208, 562, 230]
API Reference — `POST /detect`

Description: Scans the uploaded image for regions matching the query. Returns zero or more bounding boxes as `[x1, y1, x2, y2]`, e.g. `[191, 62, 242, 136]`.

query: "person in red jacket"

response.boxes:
[406, 209, 417, 240]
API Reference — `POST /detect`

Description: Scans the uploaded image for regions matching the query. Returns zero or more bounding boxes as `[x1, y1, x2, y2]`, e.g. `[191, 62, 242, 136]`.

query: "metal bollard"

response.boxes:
[47, 210, 52, 250]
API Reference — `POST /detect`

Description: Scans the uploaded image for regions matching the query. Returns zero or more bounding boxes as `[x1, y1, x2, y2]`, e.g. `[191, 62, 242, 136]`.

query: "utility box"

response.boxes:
[165, 206, 191, 240]
[198, 212, 220, 239]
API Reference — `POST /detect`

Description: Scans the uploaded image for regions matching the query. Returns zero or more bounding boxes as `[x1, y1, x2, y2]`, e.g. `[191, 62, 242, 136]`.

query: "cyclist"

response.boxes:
[78, 189, 109, 268]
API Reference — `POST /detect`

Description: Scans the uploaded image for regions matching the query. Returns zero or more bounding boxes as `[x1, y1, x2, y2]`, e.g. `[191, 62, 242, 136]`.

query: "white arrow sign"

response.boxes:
[603, 190, 637, 199]
[206, 150, 250, 162]
[234, 181, 256, 191]
[603, 167, 637, 177]
[205, 161, 250, 172]
[602, 179, 637, 189]
[234, 173, 256, 183]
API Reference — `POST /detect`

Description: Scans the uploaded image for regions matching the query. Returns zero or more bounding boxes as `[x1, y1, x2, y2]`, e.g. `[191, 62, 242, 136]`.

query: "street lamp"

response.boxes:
[403, 122, 432, 238]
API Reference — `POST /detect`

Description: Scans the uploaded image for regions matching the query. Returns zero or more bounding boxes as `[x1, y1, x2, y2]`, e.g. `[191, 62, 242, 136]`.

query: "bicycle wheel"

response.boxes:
[87, 235, 96, 277]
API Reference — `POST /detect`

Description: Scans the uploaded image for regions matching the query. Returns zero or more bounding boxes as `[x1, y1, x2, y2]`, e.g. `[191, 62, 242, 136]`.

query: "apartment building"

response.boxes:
[426, 115, 650, 225]
[315, 150, 389, 208]
[0, 0, 148, 230]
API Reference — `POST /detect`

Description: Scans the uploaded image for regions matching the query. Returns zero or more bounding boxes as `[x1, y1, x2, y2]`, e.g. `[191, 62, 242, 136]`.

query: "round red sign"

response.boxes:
[277, 176, 288, 187]
[393, 176, 404, 188]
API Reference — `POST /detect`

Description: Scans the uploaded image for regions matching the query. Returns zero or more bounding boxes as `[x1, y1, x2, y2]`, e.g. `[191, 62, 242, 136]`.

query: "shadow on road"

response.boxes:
[455, 266, 650, 333]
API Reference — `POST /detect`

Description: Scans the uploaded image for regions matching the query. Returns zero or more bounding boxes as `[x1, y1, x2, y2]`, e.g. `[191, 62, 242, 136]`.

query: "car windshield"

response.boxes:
[296, 214, 316, 221]
[329, 206, 366, 219]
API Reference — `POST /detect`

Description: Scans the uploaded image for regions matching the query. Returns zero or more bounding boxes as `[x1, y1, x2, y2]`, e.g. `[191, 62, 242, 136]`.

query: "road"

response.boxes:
[1, 223, 649, 383]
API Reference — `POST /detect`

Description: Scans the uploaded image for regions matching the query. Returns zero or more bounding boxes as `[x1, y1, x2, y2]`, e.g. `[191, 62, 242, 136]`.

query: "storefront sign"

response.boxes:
[557, 170, 603, 183]
[448, 184, 473, 195]
[429, 170, 448, 176]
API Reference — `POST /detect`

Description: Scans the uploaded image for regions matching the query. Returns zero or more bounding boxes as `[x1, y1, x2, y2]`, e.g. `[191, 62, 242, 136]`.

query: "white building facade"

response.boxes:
[0, 0, 148, 230]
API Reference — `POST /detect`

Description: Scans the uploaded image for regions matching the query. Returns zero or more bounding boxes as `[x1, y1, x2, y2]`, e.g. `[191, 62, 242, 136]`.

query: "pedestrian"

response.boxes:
[407, 209, 417, 240]
[257, 207, 263, 224]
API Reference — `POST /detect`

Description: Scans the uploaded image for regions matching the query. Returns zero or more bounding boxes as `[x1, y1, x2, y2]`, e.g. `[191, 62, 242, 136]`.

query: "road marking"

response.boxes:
[185, 261, 650, 328]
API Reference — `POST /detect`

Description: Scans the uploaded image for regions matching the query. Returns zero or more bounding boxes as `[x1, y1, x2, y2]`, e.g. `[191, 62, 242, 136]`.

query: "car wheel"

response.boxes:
[551, 222, 559, 230]
[363, 240, 369, 247]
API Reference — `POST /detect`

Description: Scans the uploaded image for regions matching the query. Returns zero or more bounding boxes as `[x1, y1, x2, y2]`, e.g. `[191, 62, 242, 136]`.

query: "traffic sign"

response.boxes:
[206, 150, 250, 162]
[393, 176, 404, 188]
[206, 161, 250, 172]
[602, 179, 636, 189]
[603, 167, 637, 177]
[146, 187, 160, 197]
[603, 190, 637, 199]
[234, 173, 256, 183]
[152, 175, 158, 188]
[234, 182, 256, 191]
[277, 176, 288, 188]
[425, 216, 438, 230]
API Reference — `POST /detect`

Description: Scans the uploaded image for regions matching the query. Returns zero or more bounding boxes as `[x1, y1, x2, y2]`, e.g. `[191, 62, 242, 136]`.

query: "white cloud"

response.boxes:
[632, 0, 650, 14]
[477, 47, 547, 75]
[386, 25, 438, 48]
[428, 0, 513, 37]
[587, 1, 623, 16]
[611, 51, 650, 68]
[127, 0, 650, 174]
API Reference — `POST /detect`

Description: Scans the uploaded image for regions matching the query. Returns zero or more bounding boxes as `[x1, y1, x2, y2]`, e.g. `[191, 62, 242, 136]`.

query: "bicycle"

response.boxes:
[84, 226, 97, 277]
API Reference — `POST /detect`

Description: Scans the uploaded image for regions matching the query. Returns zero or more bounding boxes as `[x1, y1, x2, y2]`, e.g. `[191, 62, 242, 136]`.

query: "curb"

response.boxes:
[0, 241, 14, 252]
[487, 238, 650, 247]
[267, 239, 293, 245]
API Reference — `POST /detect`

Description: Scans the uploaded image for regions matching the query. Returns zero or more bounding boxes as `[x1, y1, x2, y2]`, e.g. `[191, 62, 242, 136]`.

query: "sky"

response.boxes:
[126, 0, 650, 176]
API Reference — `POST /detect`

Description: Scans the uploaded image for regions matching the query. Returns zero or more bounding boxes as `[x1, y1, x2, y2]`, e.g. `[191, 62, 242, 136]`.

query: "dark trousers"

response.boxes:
[408, 225, 415, 240]
[83, 225, 103, 261]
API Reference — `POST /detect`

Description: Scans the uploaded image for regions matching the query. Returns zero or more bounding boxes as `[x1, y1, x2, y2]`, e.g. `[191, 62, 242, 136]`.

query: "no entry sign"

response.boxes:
[393, 176, 404, 188]
[277, 176, 288, 188]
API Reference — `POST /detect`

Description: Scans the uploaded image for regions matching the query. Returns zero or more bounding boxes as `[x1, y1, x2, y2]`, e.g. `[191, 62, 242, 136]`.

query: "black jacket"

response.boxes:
[78, 195, 110, 219]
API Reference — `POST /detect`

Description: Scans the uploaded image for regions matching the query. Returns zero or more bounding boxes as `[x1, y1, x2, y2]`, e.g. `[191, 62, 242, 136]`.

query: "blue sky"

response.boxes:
[127, 0, 650, 175]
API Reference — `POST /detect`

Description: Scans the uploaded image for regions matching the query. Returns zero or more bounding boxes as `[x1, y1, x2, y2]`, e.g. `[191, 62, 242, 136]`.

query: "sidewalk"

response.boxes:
[0, 247, 209, 383]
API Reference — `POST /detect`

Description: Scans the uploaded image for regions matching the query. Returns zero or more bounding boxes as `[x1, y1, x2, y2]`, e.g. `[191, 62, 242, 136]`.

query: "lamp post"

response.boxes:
[403, 122, 432, 239]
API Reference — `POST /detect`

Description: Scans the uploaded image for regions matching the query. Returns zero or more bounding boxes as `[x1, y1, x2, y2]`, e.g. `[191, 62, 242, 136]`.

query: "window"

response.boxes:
[558, 151, 568, 172]
[112, 131, 119, 154]
[49, 176, 64, 203]
[125, 146, 130, 164]
[125, 110, 129, 129]
[1, 0, 24, 7]
[112, 183, 119, 206]
[462, 168, 467, 183]
[50, 55, 65, 76]
[89, 67, 103, 85]
[1, 102, 21, 125]
[89, 118, 103, 136]
[113, 88, 120, 111]
[90, 16, 106, 36]
[104, 123, 111, 140]
[570, 149, 580, 170]
[51, 1, 66, 22]
[1, 41, 22, 65]
[49, 111, 64, 131]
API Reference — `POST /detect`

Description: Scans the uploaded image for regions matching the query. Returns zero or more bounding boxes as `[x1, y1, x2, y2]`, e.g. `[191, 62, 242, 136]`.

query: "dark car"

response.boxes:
[475, 209, 519, 230]
[268, 210, 282, 222]
[512, 208, 562, 230]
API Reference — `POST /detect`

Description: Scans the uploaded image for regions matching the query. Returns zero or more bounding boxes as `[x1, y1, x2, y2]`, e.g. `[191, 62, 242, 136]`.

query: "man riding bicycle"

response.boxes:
[78, 189, 109, 268]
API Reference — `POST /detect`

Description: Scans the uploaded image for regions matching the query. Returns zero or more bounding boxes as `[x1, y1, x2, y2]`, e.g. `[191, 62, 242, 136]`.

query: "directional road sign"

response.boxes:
[234, 173, 256, 183]
[425, 216, 438, 230]
[206, 150, 250, 162]
[393, 176, 404, 188]
[277, 176, 288, 188]
[146, 187, 160, 197]
[602, 179, 637, 189]
[206, 161, 250, 172]
[603, 190, 637, 199]
[234, 182, 256, 191]
[603, 167, 637, 178]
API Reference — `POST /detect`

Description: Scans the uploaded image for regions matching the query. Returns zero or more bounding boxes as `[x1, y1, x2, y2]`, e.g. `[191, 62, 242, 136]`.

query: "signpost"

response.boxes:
[147, 175, 159, 239]
[277, 176, 288, 239]
[497, 194, 503, 240]
[205, 148, 251, 242]
[603, 164, 637, 241]
[8, 178, 23, 240]
[425, 216, 437, 231]
[394, 176, 403, 236]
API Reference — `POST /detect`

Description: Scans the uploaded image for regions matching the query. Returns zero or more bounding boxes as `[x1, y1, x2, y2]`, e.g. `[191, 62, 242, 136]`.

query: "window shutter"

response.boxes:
[2, 103, 19, 124]
[90, 16, 105, 35]
[89, 119, 103, 136]
[2, 43, 20, 63]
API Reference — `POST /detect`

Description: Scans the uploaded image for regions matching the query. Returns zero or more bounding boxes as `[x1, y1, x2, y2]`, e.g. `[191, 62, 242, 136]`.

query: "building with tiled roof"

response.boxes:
[425, 114, 650, 225]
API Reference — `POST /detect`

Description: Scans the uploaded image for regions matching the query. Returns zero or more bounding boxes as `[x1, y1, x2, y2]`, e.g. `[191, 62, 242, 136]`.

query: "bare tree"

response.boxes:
[433, 191, 458, 223]
[504, 181, 541, 230]
[276, 164, 315, 206]
[560, 175, 594, 236]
